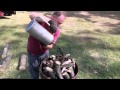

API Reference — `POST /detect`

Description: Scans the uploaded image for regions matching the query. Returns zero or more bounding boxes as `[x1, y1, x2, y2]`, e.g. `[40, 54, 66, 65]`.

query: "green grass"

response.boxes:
[0, 11, 120, 79]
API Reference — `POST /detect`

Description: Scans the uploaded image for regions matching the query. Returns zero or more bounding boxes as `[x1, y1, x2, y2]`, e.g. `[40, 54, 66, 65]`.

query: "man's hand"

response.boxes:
[48, 20, 58, 33]
[42, 43, 54, 49]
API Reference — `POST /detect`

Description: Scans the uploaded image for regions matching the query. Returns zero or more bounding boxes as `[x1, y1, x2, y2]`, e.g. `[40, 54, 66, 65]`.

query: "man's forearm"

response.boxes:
[29, 12, 51, 22]
[43, 44, 54, 49]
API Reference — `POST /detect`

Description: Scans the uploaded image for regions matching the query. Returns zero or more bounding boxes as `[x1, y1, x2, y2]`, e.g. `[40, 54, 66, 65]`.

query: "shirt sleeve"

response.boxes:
[52, 29, 60, 44]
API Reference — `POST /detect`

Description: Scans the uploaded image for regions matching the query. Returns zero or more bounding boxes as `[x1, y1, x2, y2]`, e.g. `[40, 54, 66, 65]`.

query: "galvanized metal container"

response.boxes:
[25, 17, 54, 45]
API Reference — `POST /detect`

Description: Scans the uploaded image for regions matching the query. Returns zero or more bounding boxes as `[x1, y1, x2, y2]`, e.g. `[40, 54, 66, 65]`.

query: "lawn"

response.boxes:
[0, 11, 120, 79]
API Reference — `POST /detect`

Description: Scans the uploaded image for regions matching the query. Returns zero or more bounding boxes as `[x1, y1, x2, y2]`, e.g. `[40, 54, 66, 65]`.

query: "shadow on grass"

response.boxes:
[95, 27, 120, 35]
[107, 25, 120, 35]
[0, 24, 30, 79]
[0, 17, 10, 19]
[0, 24, 27, 36]
[64, 11, 120, 20]
[50, 33, 120, 79]
[43, 11, 120, 35]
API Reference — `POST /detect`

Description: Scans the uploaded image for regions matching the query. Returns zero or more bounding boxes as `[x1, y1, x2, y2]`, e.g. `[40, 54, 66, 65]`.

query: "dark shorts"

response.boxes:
[28, 50, 49, 79]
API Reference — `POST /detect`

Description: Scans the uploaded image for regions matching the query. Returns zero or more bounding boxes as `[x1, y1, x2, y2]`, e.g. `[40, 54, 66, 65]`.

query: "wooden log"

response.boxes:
[55, 61, 64, 79]
[42, 60, 48, 68]
[49, 60, 54, 68]
[64, 54, 70, 58]
[42, 60, 47, 65]
[67, 67, 75, 78]
[49, 55, 56, 60]
[61, 67, 67, 74]
[42, 68, 49, 77]
[18, 54, 27, 70]
[71, 58, 76, 70]
[45, 67, 56, 79]
[62, 59, 72, 65]
[1, 44, 10, 59]
[0, 54, 12, 72]
[46, 61, 51, 66]
[62, 72, 70, 79]
[61, 62, 74, 68]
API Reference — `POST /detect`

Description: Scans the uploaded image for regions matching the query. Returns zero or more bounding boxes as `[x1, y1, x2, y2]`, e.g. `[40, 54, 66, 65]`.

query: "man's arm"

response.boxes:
[43, 29, 60, 49]
[29, 12, 51, 23]
[43, 44, 54, 49]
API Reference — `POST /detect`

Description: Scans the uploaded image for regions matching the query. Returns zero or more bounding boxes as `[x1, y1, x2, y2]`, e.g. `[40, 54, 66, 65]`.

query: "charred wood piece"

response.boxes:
[45, 67, 56, 79]
[55, 61, 63, 79]
[62, 72, 70, 79]
[64, 54, 70, 58]
[62, 59, 72, 65]
[0, 54, 12, 72]
[49, 55, 56, 60]
[67, 67, 75, 78]
[61, 62, 74, 68]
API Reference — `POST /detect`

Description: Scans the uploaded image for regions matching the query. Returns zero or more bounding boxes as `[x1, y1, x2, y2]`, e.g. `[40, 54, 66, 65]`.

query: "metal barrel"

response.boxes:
[39, 58, 78, 79]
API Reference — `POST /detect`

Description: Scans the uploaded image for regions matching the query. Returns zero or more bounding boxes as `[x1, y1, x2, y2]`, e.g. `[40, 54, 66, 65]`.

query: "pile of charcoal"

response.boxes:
[40, 54, 77, 79]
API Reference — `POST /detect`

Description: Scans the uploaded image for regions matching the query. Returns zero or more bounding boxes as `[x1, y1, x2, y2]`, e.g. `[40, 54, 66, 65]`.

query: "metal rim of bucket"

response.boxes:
[25, 19, 38, 32]
[39, 58, 78, 79]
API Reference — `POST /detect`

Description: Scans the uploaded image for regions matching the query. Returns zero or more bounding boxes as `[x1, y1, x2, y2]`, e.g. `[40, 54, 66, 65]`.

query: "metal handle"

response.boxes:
[34, 16, 50, 26]
[53, 44, 64, 56]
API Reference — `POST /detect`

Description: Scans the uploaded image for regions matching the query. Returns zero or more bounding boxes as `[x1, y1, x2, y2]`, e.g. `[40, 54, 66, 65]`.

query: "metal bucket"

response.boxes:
[25, 17, 54, 45]
[39, 58, 78, 79]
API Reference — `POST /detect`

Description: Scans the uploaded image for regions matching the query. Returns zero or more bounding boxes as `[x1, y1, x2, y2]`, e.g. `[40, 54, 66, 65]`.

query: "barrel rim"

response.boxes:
[25, 20, 35, 32]
[39, 58, 78, 79]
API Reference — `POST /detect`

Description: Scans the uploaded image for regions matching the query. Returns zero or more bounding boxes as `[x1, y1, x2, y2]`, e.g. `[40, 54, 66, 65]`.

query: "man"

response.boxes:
[27, 11, 66, 79]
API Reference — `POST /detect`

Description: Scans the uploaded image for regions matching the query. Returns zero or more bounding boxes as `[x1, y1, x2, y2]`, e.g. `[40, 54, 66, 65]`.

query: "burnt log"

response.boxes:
[71, 58, 76, 70]
[62, 59, 72, 65]
[67, 67, 75, 78]
[0, 54, 12, 72]
[45, 67, 56, 79]
[62, 72, 70, 79]
[49, 60, 54, 68]
[55, 61, 64, 79]
[1, 44, 10, 58]
[49, 55, 56, 60]
[61, 67, 67, 74]
[61, 62, 74, 68]
[64, 54, 70, 58]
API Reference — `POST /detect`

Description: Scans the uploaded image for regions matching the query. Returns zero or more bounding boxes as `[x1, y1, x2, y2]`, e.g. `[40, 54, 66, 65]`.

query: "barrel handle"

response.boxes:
[34, 16, 50, 26]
